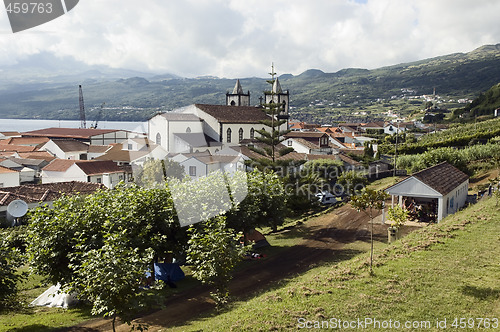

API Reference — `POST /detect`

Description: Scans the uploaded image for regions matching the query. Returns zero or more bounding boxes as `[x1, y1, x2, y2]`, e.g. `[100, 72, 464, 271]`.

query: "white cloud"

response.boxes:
[0, 0, 499, 77]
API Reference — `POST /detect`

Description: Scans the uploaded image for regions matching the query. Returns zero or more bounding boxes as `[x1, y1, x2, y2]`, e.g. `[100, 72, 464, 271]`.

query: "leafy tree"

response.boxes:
[27, 185, 184, 328]
[387, 205, 409, 229]
[187, 216, 243, 308]
[0, 234, 26, 310]
[227, 170, 288, 234]
[337, 170, 368, 196]
[302, 159, 344, 183]
[134, 159, 185, 187]
[350, 189, 389, 274]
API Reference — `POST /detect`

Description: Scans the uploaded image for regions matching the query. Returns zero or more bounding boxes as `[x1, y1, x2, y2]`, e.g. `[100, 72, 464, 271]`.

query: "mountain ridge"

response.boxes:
[0, 43, 499, 121]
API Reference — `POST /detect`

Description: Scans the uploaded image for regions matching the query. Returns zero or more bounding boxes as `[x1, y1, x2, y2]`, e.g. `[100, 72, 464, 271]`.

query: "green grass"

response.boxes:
[167, 197, 500, 331]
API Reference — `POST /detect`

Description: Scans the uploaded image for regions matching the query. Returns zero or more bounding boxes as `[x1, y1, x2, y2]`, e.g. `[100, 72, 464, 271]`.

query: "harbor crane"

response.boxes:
[79, 85, 86, 129]
[90, 102, 105, 129]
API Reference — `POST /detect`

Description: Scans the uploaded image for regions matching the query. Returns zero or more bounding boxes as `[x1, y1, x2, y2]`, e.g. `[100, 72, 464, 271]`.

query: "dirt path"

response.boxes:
[64, 204, 418, 331]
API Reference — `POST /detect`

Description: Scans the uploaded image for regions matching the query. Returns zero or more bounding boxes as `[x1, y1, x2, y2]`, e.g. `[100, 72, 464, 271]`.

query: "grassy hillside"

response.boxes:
[170, 197, 500, 331]
[454, 83, 500, 119]
[1, 44, 500, 122]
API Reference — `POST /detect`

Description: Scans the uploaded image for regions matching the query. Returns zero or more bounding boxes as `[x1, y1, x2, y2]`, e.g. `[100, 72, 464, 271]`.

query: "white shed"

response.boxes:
[385, 162, 469, 222]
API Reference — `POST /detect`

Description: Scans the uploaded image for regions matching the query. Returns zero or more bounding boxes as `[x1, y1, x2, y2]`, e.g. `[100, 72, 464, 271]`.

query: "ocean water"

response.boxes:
[0, 119, 148, 133]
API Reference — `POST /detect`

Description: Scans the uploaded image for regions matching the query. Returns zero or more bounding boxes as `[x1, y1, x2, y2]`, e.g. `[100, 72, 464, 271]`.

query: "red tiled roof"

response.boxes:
[22, 127, 123, 139]
[0, 181, 105, 206]
[17, 151, 56, 162]
[42, 159, 76, 172]
[75, 160, 123, 175]
[0, 144, 37, 152]
[411, 162, 469, 195]
[194, 104, 271, 124]
[0, 165, 18, 174]
[51, 139, 90, 152]
[94, 144, 150, 162]
[285, 132, 328, 139]
[2, 137, 50, 146]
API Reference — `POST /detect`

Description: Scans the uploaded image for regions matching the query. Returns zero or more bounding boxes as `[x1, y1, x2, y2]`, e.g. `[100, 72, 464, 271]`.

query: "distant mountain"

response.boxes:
[0, 44, 499, 121]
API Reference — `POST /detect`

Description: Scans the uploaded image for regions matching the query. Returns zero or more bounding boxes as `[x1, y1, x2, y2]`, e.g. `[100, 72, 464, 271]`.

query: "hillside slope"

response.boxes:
[0, 44, 500, 121]
[167, 197, 500, 331]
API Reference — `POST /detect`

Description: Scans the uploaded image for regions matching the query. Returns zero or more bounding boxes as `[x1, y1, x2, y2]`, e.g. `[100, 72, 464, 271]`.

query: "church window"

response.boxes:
[155, 133, 161, 145]
[250, 128, 255, 139]
[239, 128, 244, 142]
[230, 100, 236, 106]
[227, 128, 232, 143]
[186, 127, 191, 133]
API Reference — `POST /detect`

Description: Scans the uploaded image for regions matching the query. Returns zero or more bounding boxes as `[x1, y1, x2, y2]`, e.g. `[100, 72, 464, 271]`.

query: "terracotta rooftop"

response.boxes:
[194, 104, 271, 124]
[43, 159, 76, 172]
[94, 144, 150, 162]
[75, 160, 123, 175]
[17, 151, 56, 162]
[411, 162, 469, 195]
[22, 127, 124, 139]
[0, 131, 21, 137]
[1, 137, 50, 146]
[0, 165, 18, 174]
[0, 181, 105, 206]
[285, 132, 328, 139]
[0, 144, 37, 152]
[50, 139, 90, 152]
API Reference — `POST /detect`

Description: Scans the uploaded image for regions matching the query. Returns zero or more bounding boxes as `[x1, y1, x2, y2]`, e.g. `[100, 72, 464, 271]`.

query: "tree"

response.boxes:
[0, 234, 25, 310]
[387, 205, 409, 230]
[350, 189, 389, 274]
[226, 169, 288, 234]
[186, 216, 243, 308]
[337, 170, 368, 196]
[27, 184, 184, 329]
[256, 66, 289, 162]
[134, 159, 185, 187]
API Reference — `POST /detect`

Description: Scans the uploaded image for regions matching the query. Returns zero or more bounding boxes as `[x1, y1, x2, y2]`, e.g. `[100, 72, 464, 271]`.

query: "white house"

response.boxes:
[41, 159, 126, 188]
[385, 162, 469, 222]
[0, 166, 20, 188]
[283, 132, 332, 155]
[180, 155, 245, 179]
[39, 139, 91, 160]
[95, 139, 168, 166]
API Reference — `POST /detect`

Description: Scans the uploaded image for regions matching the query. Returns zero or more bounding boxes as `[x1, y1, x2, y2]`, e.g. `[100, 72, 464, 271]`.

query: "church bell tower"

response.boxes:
[226, 79, 250, 106]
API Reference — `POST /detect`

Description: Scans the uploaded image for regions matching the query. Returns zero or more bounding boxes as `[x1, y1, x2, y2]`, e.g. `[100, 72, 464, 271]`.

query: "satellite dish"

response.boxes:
[7, 200, 28, 218]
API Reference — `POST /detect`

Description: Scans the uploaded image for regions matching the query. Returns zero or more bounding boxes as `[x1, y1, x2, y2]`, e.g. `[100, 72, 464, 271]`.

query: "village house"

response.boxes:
[0, 165, 20, 188]
[41, 159, 127, 188]
[179, 155, 246, 179]
[283, 132, 332, 155]
[385, 162, 469, 222]
[39, 139, 91, 160]
[94, 138, 167, 169]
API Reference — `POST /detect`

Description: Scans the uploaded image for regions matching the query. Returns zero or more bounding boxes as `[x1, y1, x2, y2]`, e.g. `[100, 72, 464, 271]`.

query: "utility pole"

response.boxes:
[393, 121, 400, 177]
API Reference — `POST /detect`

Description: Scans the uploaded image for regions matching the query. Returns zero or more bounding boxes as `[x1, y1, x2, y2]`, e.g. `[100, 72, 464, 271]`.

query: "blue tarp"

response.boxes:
[146, 263, 185, 282]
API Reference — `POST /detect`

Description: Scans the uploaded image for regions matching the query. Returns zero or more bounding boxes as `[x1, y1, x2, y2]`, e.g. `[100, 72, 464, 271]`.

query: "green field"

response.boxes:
[169, 197, 500, 331]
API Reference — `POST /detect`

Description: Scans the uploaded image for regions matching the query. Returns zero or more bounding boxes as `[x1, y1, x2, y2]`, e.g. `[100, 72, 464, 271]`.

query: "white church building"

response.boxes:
[148, 79, 290, 154]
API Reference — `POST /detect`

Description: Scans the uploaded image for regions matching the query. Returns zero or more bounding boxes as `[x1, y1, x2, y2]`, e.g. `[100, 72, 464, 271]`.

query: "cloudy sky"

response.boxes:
[1, 0, 499, 78]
